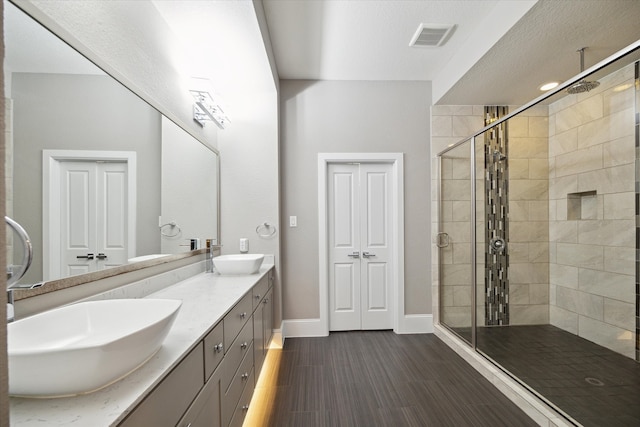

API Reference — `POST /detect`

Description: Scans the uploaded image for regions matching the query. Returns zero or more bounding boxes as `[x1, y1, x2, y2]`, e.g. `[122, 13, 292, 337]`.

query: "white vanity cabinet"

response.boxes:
[117, 267, 274, 427]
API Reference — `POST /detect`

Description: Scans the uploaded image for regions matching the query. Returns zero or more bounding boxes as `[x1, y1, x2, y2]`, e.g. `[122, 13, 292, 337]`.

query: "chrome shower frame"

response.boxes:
[436, 39, 640, 348]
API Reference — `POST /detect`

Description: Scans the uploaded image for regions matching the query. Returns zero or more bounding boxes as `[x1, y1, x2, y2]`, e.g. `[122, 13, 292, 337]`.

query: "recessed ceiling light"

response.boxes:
[539, 82, 559, 91]
[613, 83, 633, 92]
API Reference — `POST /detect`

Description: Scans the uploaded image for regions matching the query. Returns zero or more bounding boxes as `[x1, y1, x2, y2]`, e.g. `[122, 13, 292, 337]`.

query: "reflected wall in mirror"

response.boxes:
[4, 0, 219, 283]
[161, 116, 219, 255]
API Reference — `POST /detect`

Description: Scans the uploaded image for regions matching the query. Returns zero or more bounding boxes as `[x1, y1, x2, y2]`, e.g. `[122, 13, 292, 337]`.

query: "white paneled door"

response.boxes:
[328, 162, 393, 331]
[58, 160, 128, 278]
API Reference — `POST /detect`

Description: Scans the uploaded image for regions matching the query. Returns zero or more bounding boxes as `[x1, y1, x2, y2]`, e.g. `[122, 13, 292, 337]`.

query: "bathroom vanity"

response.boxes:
[9, 264, 275, 427]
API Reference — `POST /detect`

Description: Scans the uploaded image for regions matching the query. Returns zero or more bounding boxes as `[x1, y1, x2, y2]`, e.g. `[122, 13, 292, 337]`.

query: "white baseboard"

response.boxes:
[282, 318, 328, 338]
[282, 314, 434, 338]
[397, 314, 433, 334]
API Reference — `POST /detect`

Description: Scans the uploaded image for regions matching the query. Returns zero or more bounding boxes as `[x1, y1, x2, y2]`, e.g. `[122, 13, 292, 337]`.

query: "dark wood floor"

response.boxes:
[246, 331, 537, 426]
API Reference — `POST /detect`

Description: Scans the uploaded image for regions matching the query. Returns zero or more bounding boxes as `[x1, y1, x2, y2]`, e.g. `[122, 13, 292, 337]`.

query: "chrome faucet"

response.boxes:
[206, 239, 222, 273]
[7, 282, 44, 322]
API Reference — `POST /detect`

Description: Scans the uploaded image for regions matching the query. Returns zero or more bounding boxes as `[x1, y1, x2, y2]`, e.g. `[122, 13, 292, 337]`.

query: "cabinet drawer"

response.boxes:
[223, 292, 252, 352]
[176, 368, 222, 427]
[222, 344, 254, 427]
[252, 275, 269, 310]
[222, 318, 253, 392]
[253, 304, 265, 377]
[118, 342, 204, 427]
[228, 366, 255, 427]
[203, 321, 224, 380]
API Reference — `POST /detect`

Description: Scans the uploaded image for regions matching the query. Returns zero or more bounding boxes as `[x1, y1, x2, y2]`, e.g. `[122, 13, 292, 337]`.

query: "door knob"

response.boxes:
[76, 253, 94, 260]
[362, 252, 376, 258]
[347, 252, 360, 258]
[96, 253, 108, 260]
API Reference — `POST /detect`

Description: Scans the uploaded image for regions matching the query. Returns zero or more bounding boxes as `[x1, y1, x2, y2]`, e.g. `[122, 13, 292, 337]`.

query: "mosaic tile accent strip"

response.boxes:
[484, 106, 509, 326]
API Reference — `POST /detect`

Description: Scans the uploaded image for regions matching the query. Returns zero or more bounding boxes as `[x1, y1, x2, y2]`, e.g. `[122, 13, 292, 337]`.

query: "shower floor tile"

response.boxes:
[472, 324, 640, 426]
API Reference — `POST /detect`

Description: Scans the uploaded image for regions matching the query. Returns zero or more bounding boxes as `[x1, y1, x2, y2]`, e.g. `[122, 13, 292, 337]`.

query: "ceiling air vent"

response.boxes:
[409, 23, 456, 47]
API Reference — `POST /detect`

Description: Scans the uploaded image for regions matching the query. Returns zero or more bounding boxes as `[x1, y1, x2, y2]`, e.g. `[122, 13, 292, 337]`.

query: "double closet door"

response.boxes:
[328, 162, 393, 331]
[57, 160, 128, 278]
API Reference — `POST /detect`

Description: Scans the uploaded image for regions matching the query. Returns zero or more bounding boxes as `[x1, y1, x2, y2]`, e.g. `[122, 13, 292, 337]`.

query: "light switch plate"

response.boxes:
[289, 216, 297, 227]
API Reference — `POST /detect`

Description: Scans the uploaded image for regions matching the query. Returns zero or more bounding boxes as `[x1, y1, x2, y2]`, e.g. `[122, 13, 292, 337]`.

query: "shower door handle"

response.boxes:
[436, 232, 450, 248]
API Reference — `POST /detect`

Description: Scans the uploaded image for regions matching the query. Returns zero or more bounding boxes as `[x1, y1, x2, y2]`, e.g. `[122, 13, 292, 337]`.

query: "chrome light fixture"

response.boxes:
[190, 89, 230, 129]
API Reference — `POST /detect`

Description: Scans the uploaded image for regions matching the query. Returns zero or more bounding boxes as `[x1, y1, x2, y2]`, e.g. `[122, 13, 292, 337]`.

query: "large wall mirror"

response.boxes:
[4, 1, 219, 284]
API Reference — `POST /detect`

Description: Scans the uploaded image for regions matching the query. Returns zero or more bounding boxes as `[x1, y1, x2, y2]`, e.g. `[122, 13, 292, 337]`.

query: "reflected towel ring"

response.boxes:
[256, 222, 276, 238]
[160, 222, 181, 238]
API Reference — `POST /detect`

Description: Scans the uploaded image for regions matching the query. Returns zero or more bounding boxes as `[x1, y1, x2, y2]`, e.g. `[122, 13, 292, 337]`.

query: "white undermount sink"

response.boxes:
[212, 253, 264, 275]
[8, 298, 181, 397]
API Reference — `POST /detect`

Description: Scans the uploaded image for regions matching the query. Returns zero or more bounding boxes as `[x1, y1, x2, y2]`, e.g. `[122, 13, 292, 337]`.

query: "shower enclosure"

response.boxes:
[435, 40, 640, 426]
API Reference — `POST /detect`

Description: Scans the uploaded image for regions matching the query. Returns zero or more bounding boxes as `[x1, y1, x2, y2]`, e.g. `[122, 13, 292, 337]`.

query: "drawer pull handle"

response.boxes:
[255, 294, 261, 300]
[242, 405, 249, 411]
[240, 341, 248, 350]
[263, 298, 269, 304]
[241, 372, 249, 380]
[213, 343, 223, 353]
[240, 312, 247, 319]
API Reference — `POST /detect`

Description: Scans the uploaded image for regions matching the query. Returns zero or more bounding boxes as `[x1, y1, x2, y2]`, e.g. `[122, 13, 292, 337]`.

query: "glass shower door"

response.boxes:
[438, 139, 473, 344]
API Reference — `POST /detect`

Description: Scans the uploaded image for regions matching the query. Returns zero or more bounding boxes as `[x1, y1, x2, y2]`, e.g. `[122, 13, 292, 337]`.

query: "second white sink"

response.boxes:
[8, 298, 181, 397]
[212, 254, 264, 275]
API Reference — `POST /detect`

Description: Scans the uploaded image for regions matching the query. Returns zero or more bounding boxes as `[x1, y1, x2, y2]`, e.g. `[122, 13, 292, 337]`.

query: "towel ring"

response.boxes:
[6, 216, 33, 287]
[160, 222, 181, 238]
[256, 222, 276, 238]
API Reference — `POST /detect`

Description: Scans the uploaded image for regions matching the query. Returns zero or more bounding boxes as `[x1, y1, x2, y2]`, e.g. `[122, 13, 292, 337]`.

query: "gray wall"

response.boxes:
[13, 73, 161, 282]
[161, 116, 218, 254]
[219, 90, 281, 326]
[280, 80, 431, 320]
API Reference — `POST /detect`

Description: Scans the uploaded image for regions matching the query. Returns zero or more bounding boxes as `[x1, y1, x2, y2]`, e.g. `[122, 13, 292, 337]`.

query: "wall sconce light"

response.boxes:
[190, 89, 230, 129]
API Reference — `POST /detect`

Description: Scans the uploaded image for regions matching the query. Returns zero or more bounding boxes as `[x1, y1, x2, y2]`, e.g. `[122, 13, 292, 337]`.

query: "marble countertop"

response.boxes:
[10, 264, 273, 426]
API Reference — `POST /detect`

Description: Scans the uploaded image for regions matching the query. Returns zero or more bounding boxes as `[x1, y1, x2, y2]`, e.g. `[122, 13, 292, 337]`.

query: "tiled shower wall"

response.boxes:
[506, 105, 550, 325]
[548, 64, 636, 358]
[432, 105, 549, 328]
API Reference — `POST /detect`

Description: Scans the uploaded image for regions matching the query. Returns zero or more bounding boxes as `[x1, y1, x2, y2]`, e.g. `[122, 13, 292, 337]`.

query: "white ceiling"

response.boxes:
[263, 0, 640, 106]
[4, 1, 103, 76]
[263, 0, 510, 80]
[6, 0, 640, 109]
[151, 0, 276, 99]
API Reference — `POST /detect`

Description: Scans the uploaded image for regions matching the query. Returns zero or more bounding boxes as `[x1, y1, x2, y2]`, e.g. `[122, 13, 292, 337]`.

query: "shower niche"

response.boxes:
[567, 191, 598, 220]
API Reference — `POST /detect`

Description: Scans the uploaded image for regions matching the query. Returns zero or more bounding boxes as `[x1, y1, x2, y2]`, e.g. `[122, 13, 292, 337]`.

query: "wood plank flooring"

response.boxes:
[245, 331, 538, 426]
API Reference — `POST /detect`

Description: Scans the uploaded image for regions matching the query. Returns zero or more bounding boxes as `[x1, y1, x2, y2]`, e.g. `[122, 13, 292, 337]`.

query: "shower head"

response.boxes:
[567, 47, 600, 94]
[567, 80, 600, 94]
